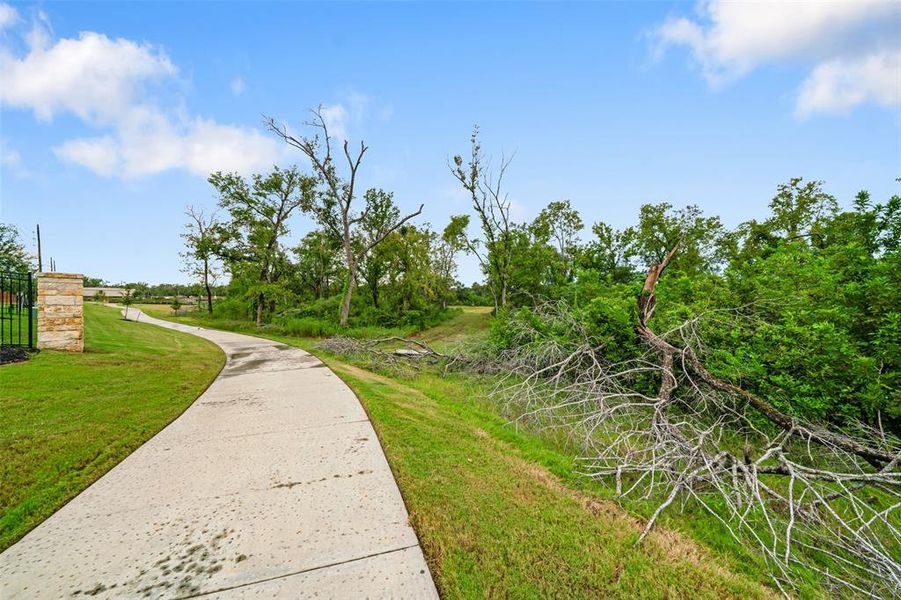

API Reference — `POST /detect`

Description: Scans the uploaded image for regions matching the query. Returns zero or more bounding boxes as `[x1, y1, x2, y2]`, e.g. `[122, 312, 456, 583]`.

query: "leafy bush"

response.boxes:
[276, 317, 337, 338]
[212, 296, 253, 320]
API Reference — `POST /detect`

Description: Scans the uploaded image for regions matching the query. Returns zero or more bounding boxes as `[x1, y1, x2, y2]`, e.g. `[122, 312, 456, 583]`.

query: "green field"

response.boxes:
[0, 304, 224, 551]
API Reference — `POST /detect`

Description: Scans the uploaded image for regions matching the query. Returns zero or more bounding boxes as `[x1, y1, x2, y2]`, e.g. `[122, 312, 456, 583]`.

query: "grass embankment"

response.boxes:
[412, 305, 492, 350]
[330, 363, 772, 598]
[0, 304, 223, 551]
[139, 304, 778, 597]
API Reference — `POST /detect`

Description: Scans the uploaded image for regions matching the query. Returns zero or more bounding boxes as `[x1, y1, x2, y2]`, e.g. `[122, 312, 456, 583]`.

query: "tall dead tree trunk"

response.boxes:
[340, 241, 356, 327]
[265, 109, 422, 327]
[203, 256, 213, 314]
[451, 128, 514, 314]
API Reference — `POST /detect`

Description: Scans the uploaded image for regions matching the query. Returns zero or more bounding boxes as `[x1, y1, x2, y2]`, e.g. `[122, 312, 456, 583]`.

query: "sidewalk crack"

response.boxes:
[181, 544, 422, 599]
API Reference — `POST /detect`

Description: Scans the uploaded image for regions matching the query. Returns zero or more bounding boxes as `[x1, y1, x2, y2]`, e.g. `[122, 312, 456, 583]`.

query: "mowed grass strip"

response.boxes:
[0, 304, 224, 551]
[326, 361, 774, 599]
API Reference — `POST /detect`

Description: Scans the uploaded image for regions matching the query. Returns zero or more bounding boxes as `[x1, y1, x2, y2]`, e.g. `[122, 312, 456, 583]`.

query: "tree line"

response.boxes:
[180, 119, 897, 429]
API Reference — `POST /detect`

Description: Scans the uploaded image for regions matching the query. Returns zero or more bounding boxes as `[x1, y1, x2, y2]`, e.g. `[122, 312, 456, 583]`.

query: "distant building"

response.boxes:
[83, 287, 128, 299]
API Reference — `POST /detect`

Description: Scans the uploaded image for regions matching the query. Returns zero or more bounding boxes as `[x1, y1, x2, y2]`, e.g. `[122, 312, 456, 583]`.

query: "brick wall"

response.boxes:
[37, 272, 84, 352]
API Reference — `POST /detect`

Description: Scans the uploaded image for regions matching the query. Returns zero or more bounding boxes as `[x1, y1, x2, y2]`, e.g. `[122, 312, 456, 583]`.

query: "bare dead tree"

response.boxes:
[264, 108, 423, 326]
[450, 127, 515, 314]
[486, 247, 900, 597]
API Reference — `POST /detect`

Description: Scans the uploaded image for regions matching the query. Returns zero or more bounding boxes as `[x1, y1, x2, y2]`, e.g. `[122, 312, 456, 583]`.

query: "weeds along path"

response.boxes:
[0, 308, 437, 599]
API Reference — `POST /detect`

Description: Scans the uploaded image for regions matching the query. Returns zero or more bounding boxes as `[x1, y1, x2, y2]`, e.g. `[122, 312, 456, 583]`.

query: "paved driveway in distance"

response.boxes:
[0, 308, 438, 599]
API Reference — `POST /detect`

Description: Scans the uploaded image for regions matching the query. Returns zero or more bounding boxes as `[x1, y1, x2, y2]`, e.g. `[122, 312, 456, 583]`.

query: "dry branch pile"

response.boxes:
[490, 245, 900, 597]
[318, 335, 446, 375]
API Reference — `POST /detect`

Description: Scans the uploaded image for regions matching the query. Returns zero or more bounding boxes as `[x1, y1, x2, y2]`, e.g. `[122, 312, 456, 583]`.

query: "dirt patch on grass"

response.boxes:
[330, 361, 394, 386]
[329, 361, 446, 419]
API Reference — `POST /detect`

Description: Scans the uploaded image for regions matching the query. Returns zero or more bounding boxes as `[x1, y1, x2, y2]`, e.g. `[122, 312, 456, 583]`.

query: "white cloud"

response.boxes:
[653, 0, 901, 116]
[347, 91, 370, 119]
[0, 3, 19, 31]
[318, 92, 373, 141]
[797, 49, 901, 117]
[319, 103, 349, 141]
[54, 136, 119, 176]
[442, 186, 469, 208]
[0, 21, 280, 178]
[1, 147, 22, 168]
[24, 8, 52, 52]
[1, 31, 175, 122]
[0, 139, 28, 177]
[230, 76, 245, 96]
[378, 104, 395, 123]
[54, 114, 278, 178]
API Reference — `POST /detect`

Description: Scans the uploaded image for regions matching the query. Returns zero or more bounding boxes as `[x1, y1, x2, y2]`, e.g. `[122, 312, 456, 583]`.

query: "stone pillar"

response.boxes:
[37, 273, 84, 352]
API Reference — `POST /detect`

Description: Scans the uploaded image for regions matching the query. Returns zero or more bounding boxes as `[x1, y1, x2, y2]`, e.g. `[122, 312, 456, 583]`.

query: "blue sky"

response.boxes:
[1, 1, 899, 284]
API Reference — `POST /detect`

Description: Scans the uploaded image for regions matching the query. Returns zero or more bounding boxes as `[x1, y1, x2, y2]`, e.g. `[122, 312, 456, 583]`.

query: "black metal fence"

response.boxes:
[0, 271, 35, 348]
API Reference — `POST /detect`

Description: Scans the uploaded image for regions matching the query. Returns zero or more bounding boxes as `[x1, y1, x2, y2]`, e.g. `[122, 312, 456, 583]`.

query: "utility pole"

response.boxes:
[36, 224, 43, 272]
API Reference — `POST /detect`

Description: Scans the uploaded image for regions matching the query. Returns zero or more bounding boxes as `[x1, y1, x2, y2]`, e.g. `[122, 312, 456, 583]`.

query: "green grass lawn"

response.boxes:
[0, 303, 224, 551]
[137, 304, 782, 598]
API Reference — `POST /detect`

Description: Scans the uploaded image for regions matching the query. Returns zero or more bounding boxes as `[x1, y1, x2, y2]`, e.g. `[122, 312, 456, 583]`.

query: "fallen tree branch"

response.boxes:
[484, 248, 900, 596]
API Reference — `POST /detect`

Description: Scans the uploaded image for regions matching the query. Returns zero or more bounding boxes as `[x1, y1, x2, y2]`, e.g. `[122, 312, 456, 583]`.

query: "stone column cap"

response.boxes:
[37, 272, 84, 279]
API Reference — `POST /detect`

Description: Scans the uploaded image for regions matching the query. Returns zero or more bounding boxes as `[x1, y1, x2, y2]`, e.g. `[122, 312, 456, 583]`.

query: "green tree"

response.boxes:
[125, 282, 150, 300]
[181, 206, 221, 314]
[712, 185, 901, 425]
[0, 224, 35, 273]
[121, 289, 133, 320]
[766, 177, 838, 240]
[434, 216, 468, 308]
[508, 223, 565, 303]
[208, 165, 315, 326]
[626, 203, 725, 275]
[532, 200, 583, 281]
[293, 230, 342, 300]
[580, 221, 635, 283]
[383, 224, 438, 319]
[357, 189, 402, 309]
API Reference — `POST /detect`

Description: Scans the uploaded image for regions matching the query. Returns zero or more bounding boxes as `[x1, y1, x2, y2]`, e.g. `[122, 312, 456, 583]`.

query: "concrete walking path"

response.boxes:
[0, 308, 438, 599]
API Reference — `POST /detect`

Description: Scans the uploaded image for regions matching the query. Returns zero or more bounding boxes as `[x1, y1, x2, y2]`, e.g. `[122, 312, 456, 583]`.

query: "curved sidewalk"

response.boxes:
[0, 309, 438, 599]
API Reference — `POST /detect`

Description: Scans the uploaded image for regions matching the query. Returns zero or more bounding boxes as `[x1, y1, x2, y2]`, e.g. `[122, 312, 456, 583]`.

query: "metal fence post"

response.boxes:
[1, 272, 5, 347]
[27, 271, 34, 349]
